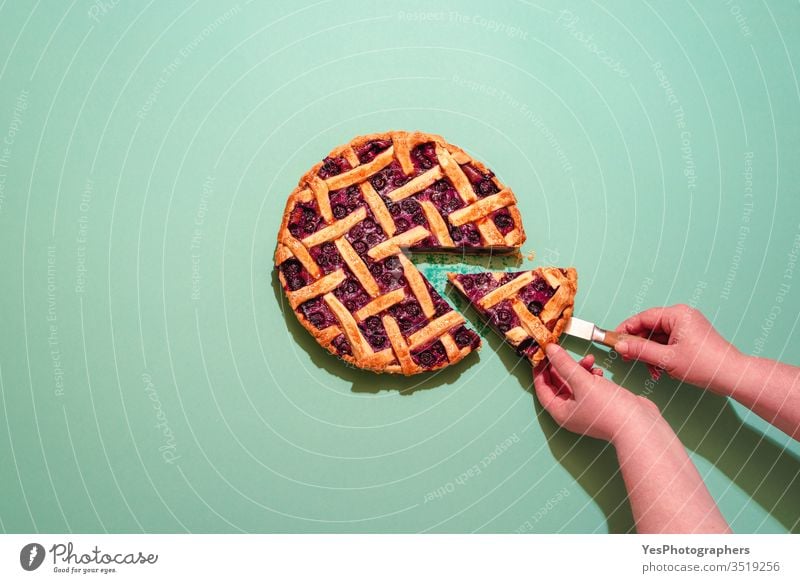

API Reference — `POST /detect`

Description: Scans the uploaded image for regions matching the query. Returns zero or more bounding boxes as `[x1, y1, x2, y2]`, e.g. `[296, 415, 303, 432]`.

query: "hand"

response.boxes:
[533, 344, 659, 442]
[614, 304, 743, 391]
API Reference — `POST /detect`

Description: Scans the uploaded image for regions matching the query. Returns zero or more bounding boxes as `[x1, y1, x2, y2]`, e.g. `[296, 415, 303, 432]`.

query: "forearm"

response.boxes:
[612, 406, 731, 534]
[714, 354, 800, 440]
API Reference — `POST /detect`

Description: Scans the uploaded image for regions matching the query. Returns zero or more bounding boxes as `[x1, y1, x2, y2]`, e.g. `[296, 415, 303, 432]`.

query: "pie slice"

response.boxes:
[275, 130, 527, 374]
[448, 268, 578, 365]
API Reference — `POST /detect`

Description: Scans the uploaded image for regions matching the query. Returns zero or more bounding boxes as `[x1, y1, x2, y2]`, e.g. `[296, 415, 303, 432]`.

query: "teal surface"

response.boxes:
[0, 0, 799, 533]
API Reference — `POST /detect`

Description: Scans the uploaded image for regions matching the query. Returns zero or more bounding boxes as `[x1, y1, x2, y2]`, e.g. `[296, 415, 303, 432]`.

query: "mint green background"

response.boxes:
[0, 1, 798, 534]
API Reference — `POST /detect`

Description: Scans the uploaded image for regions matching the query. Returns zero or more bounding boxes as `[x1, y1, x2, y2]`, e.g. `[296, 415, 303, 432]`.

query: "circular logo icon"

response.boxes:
[20, 543, 45, 571]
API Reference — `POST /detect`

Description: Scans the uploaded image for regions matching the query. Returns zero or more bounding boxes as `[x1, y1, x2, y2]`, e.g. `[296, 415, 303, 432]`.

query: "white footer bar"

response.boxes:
[1, 534, 797, 582]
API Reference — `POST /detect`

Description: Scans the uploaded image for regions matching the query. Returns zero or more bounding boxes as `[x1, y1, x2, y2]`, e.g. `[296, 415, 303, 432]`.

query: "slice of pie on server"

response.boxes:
[448, 268, 577, 365]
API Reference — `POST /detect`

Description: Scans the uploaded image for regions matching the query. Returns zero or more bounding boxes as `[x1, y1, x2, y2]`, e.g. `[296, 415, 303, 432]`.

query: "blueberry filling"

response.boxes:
[455, 272, 499, 302]
[287, 201, 323, 239]
[333, 276, 371, 311]
[411, 340, 447, 368]
[318, 156, 351, 179]
[527, 300, 543, 316]
[411, 142, 437, 172]
[279, 258, 311, 291]
[387, 196, 430, 236]
[449, 224, 481, 246]
[389, 299, 427, 335]
[461, 163, 483, 183]
[287, 275, 306, 291]
[370, 162, 408, 195]
[328, 185, 364, 219]
[346, 211, 386, 256]
[515, 337, 539, 358]
[355, 139, 392, 163]
[426, 179, 464, 216]
[452, 325, 480, 350]
[359, 316, 389, 351]
[518, 276, 556, 307]
[460, 164, 498, 198]
[478, 179, 498, 196]
[487, 300, 520, 333]
[299, 297, 337, 329]
[491, 209, 514, 233]
[422, 280, 452, 317]
[372, 174, 386, 190]
[331, 334, 352, 356]
[309, 242, 343, 273]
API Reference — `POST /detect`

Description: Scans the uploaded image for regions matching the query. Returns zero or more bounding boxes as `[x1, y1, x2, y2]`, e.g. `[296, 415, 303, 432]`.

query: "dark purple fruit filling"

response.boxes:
[411, 142, 437, 172]
[460, 164, 498, 198]
[355, 139, 392, 164]
[279, 258, 312, 291]
[424, 179, 464, 216]
[449, 224, 482, 247]
[318, 156, 351, 179]
[388, 299, 427, 335]
[299, 297, 337, 329]
[527, 300, 543, 316]
[424, 280, 453, 317]
[331, 334, 352, 356]
[388, 197, 429, 234]
[498, 271, 525, 285]
[518, 276, 556, 307]
[370, 162, 408, 195]
[487, 300, 520, 333]
[452, 325, 481, 350]
[346, 212, 386, 256]
[491, 208, 514, 234]
[477, 178, 498, 196]
[287, 201, 324, 239]
[329, 185, 364, 219]
[372, 255, 406, 292]
[411, 340, 448, 369]
[455, 272, 499, 302]
[358, 316, 389, 351]
[309, 242, 343, 273]
[515, 337, 539, 359]
[333, 276, 371, 312]
[410, 235, 439, 250]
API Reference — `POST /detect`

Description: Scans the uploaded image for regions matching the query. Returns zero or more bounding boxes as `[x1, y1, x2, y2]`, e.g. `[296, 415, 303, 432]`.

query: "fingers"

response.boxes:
[532, 364, 572, 424]
[616, 306, 679, 337]
[544, 344, 593, 392]
[614, 334, 673, 367]
[578, 354, 604, 376]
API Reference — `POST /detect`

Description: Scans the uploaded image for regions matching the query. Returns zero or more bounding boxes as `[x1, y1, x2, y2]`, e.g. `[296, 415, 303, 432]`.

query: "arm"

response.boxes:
[533, 344, 730, 533]
[615, 305, 800, 440]
[612, 400, 731, 533]
[720, 355, 800, 440]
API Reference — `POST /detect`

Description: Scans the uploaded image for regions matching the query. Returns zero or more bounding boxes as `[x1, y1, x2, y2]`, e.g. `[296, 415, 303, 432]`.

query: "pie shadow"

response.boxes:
[578, 338, 800, 534]
[271, 269, 477, 395]
[453, 300, 636, 533]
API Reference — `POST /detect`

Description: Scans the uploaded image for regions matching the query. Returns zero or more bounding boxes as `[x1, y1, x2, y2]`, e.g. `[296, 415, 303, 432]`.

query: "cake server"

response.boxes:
[563, 317, 626, 349]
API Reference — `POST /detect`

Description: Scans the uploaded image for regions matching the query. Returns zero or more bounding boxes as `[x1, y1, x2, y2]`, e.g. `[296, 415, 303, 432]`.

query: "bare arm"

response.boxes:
[611, 402, 731, 533]
[615, 304, 800, 440]
[715, 354, 800, 440]
[533, 344, 730, 533]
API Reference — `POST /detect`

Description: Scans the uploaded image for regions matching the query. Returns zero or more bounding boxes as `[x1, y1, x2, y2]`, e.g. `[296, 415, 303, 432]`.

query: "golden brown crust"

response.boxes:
[276, 130, 527, 375]
[448, 267, 578, 366]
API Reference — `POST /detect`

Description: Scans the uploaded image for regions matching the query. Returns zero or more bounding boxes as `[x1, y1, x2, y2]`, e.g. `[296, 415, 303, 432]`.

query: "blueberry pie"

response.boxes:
[448, 268, 577, 365]
[275, 130, 527, 374]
